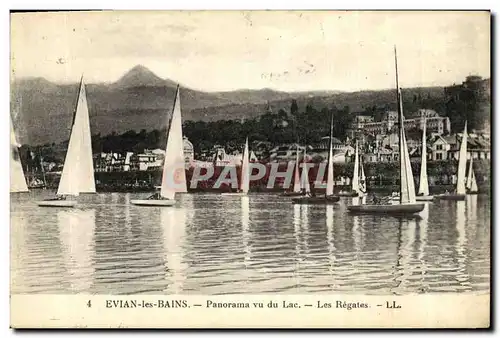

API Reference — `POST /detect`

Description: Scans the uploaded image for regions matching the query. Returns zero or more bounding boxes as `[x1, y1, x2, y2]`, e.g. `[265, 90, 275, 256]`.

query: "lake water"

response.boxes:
[10, 191, 490, 295]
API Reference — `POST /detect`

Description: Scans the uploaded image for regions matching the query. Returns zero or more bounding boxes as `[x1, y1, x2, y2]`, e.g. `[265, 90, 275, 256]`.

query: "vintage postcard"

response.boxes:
[9, 10, 490, 328]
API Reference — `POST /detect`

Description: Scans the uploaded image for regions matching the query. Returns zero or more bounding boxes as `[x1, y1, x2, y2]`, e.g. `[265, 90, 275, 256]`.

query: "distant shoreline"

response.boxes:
[28, 184, 490, 195]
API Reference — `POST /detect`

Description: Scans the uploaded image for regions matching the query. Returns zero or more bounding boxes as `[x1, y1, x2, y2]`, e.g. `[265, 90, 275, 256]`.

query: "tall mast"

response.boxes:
[328, 113, 334, 165]
[394, 46, 403, 200]
[165, 84, 180, 142]
[70, 75, 85, 128]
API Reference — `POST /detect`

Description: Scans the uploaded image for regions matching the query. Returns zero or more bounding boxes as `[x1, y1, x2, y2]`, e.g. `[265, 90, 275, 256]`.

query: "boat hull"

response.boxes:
[292, 195, 340, 204]
[390, 195, 434, 202]
[338, 191, 361, 197]
[37, 200, 77, 208]
[347, 203, 425, 215]
[416, 195, 434, 201]
[282, 191, 305, 197]
[221, 193, 248, 196]
[435, 194, 466, 201]
[130, 199, 176, 206]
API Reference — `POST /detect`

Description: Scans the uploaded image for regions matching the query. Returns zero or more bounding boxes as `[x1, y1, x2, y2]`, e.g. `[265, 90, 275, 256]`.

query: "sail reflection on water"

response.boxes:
[292, 204, 301, 289]
[10, 212, 28, 291]
[179, 193, 195, 220]
[416, 204, 429, 291]
[241, 196, 251, 268]
[57, 208, 96, 293]
[160, 207, 188, 294]
[455, 201, 470, 289]
[300, 204, 310, 256]
[293, 204, 301, 241]
[467, 194, 478, 222]
[10, 192, 491, 295]
[395, 215, 417, 293]
[325, 205, 336, 284]
[352, 215, 363, 255]
[123, 193, 132, 238]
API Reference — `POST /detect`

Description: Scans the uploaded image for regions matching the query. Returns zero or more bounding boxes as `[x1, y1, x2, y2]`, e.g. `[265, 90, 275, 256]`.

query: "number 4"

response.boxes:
[87, 300, 92, 308]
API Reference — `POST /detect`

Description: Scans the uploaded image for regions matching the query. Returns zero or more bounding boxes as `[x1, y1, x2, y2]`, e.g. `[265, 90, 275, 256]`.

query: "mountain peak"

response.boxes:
[114, 65, 168, 88]
[128, 64, 154, 74]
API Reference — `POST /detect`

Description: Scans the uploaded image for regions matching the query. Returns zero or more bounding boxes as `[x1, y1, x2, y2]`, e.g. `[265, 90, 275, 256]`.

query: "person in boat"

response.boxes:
[372, 194, 381, 205]
[46, 195, 66, 201]
[147, 192, 169, 200]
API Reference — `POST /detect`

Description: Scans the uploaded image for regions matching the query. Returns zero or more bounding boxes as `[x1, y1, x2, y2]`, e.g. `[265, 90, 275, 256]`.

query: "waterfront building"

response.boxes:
[213, 147, 258, 166]
[351, 109, 451, 139]
[136, 150, 159, 171]
[269, 144, 308, 163]
[429, 132, 490, 161]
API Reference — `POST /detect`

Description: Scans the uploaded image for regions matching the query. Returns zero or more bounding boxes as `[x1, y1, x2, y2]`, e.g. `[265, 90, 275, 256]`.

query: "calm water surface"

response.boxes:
[10, 191, 490, 295]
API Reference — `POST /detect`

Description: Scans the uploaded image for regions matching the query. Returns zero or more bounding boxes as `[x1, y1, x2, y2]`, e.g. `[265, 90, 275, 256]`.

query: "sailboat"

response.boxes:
[221, 138, 250, 196]
[415, 117, 434, 201]
[283, 146, 306, 197]
[339, 140, 365, 197]
[359, 156, 367, 195]
[131, 85, 186, 206]
[37, 77, 96, 207]
[10, 115, 29, 193]
[436, 122, 468, 200]
[347, 47, 424, 215]
[466, 157, 479, 195]
[27, 149, 47, 189]
[390, 115, 433, 203]
[292, 115, 340, 204]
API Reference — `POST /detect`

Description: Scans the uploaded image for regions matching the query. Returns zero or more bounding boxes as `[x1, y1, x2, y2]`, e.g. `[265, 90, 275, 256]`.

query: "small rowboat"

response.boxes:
[347, 203, 425, 215]
[282, 191, 306, 197]
[130, 199, 176, 206]
[37, 199, 77, 208]
[434, 194, 466, 201]
[292, 195, 340, 205]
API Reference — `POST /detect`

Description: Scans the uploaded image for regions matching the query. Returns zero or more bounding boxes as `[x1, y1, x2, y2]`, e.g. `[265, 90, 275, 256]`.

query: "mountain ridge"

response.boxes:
[11, 65, 469, 146]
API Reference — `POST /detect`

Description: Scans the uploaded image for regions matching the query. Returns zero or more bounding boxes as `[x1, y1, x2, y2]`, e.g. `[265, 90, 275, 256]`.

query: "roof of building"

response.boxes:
[433, 133, 490, 150]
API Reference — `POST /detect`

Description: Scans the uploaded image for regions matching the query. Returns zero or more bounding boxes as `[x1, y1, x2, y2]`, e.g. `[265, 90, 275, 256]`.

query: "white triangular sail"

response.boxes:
[292, 146, 301, 192]
[470, 171, 478, 193]
[398, 89, 416, 204]
[57, 78, 95, 196]
[418, 117, 429, 196]
[359, 158, 366, 194]
[326, 116, 335, 196]
[466, 157, 473, 191]
[301, 148, 311, 193]
[240, 138, 250, 194]
[172, 87, 187, 193]
[160, 86, 186, 199]
[467, 157, 478, 193]
[352, 140, 360, 193]
[456, 122, 468, 195]
[10, 115, 28, 193]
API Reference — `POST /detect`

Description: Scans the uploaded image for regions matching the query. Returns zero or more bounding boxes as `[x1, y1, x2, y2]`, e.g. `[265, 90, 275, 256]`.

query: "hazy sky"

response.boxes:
[10, 10, 490, 92]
